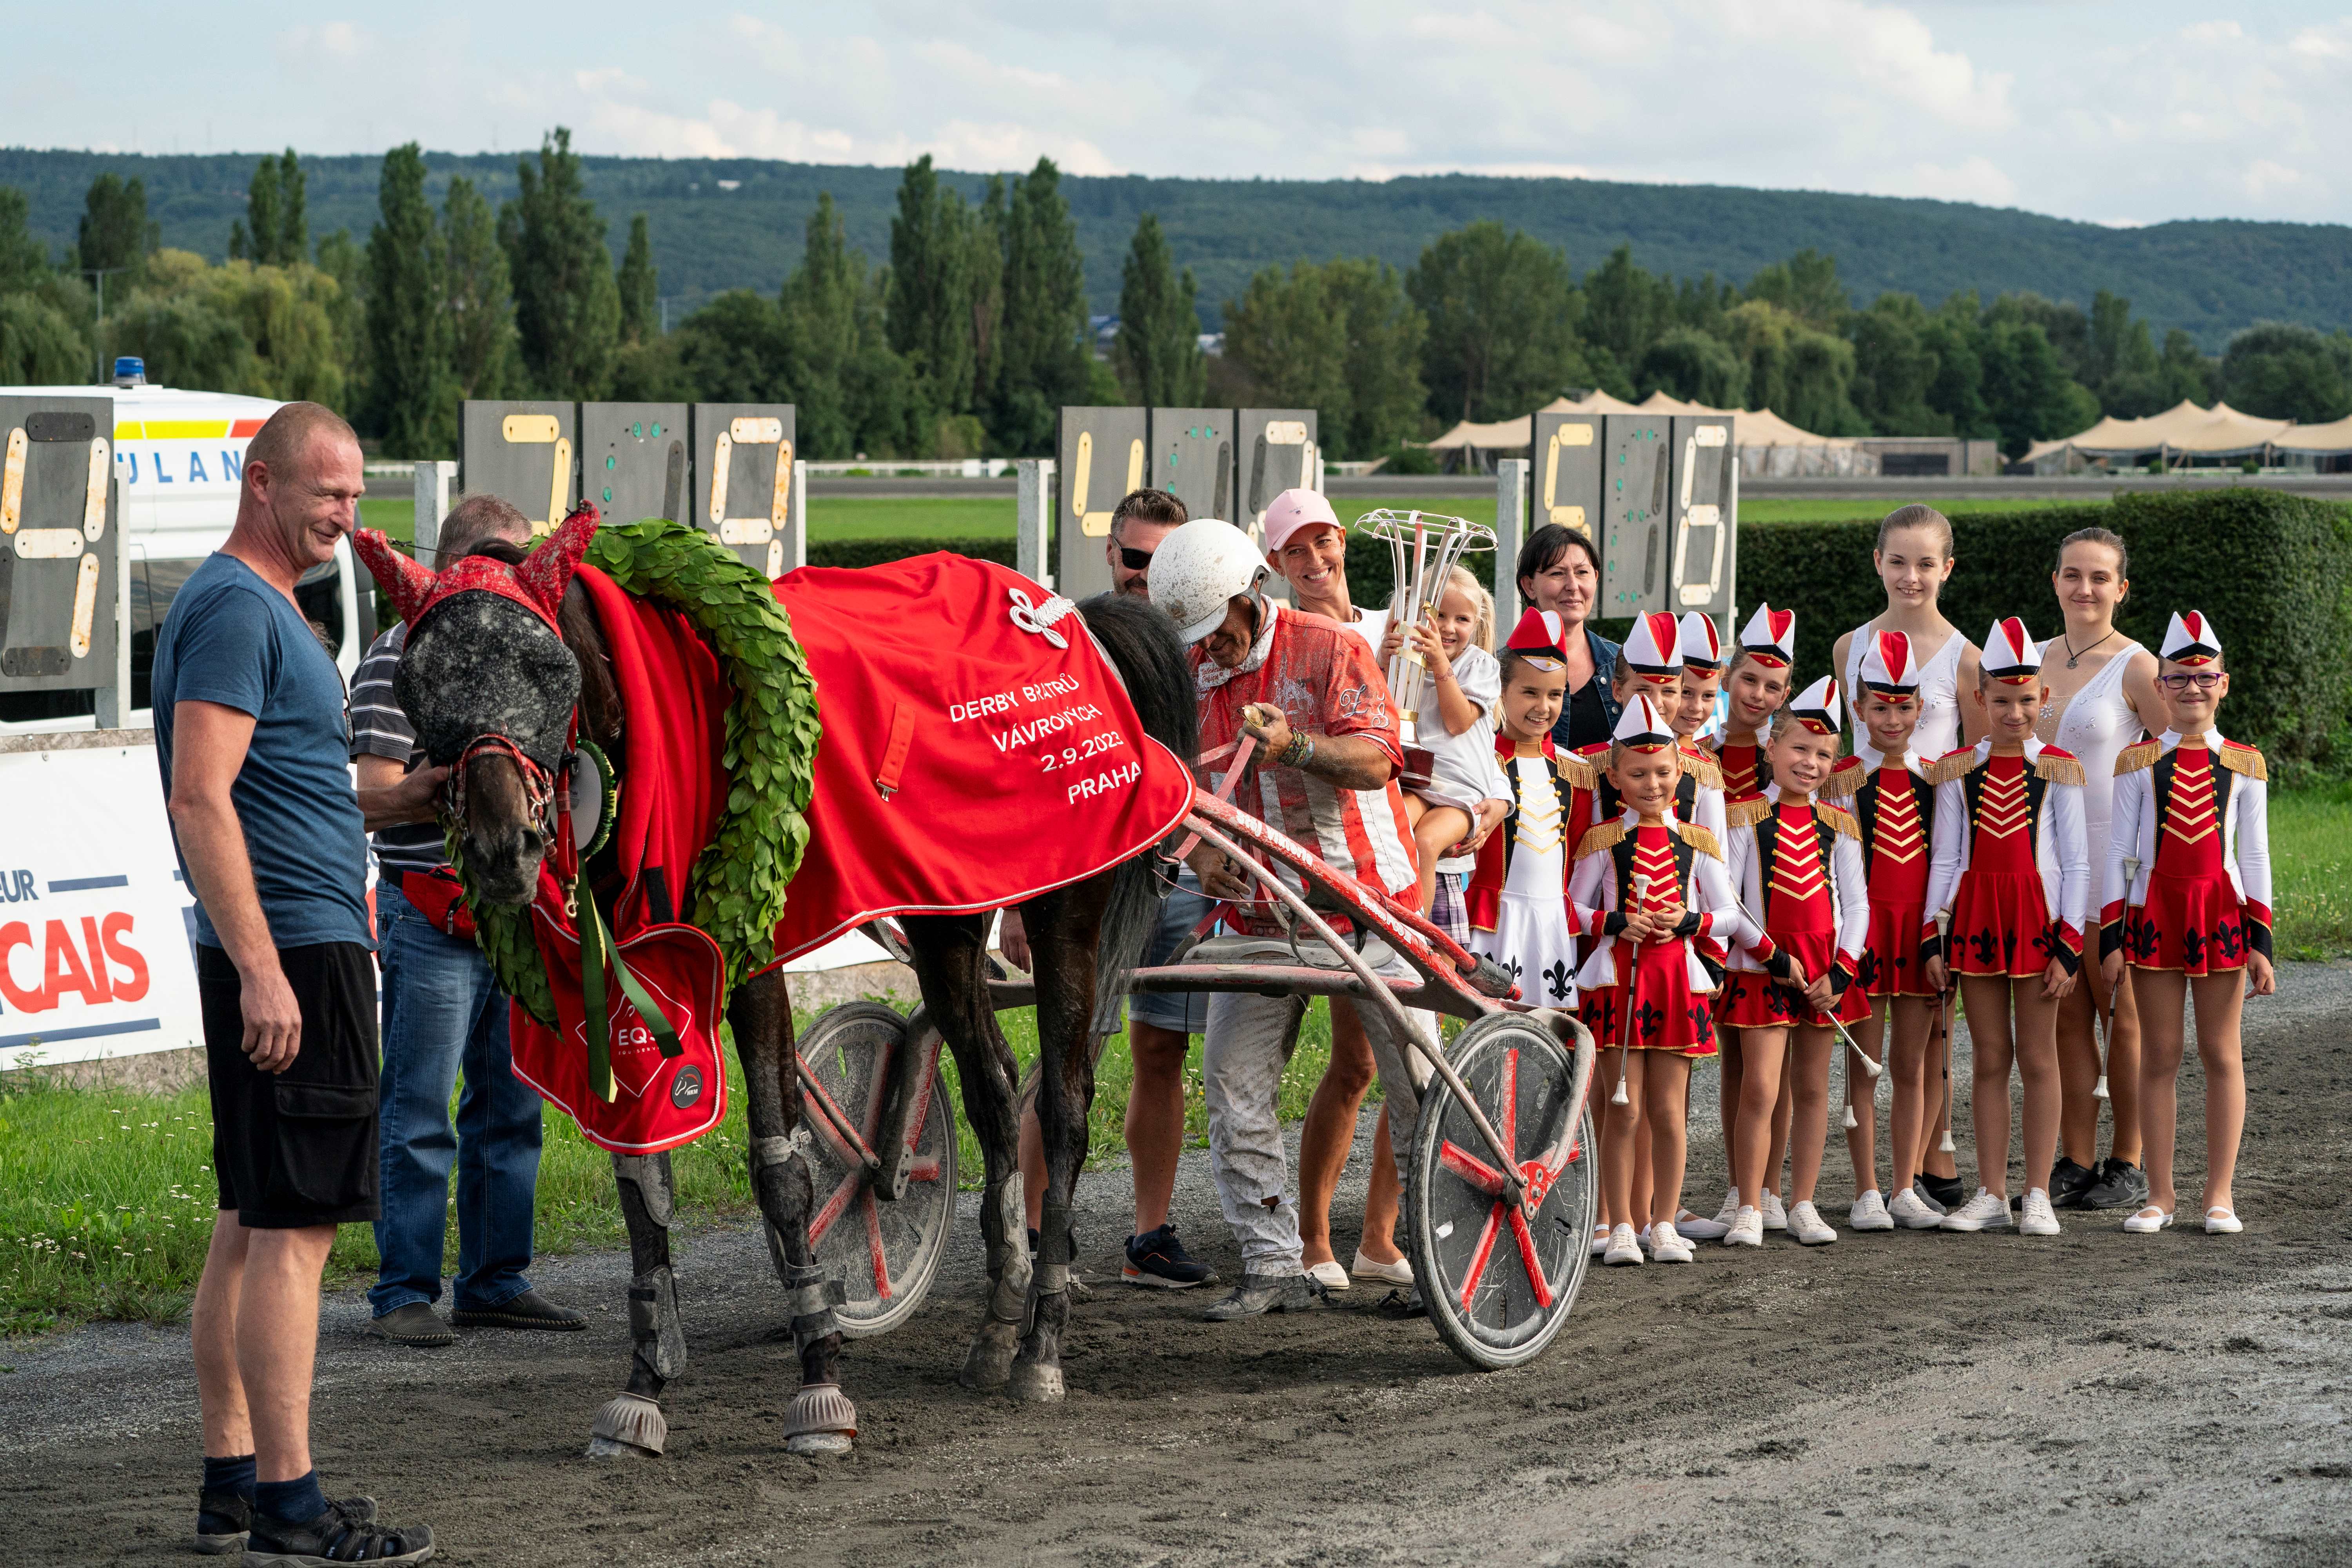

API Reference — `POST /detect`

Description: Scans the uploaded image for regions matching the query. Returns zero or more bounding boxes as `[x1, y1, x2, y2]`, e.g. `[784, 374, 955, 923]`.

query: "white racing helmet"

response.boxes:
[1147, 517, 1270, 645]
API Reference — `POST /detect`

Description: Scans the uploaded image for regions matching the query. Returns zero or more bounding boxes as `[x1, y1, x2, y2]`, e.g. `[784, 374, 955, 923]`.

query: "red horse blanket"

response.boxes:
[512, 552, 1192, 1154]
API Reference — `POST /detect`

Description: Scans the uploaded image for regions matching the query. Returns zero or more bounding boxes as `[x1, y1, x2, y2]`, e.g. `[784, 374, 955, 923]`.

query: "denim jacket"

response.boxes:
[1547, 628, 1622, 752]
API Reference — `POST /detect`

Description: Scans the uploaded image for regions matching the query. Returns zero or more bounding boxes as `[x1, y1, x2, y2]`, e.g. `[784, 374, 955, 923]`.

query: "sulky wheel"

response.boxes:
[795, 1001, 958, 1339]
[1406, 1011, 1595, 1371]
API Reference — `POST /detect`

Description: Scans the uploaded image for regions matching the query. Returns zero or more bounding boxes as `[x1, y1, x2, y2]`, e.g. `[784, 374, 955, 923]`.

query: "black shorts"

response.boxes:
[199, 941, 381, 1229]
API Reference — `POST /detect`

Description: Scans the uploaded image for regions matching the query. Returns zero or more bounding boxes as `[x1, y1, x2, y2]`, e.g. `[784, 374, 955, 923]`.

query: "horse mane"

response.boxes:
[470, 538, 624, 748]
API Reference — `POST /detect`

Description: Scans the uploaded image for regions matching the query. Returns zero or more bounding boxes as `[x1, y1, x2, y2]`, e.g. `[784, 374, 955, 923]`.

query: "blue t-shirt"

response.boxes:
[152, 553, 372, 951]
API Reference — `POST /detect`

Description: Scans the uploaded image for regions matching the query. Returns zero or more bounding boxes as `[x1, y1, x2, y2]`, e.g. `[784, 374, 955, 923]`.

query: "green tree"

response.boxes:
[75, 172, 154, 288]
[2218, 322, 2352, 423]
[987, 159, 1093, 454]
[314, 228, 367, 416]
[0, 294, 88, 383]
[1223, 261, 1346, 429]
[778, 192, 927, 459]
[109, 249, 346, 407]
[967, 176, 1006, 416]
[1324, 258, 1428, 457]
[1636, 325, 1748, 410]
[237, 157, 277, 264]
[1114, 213, 1205, 406]
[502, 127, 621, 398]
[443, 177, 520, 401]
[1721, 299, 1864, 433]
[1406, 220, 1586, 422]
[1846, 293, 1944, 434]
[2003, 292, 2091, 384]
[1581, 245, 1675, 376]
[886, 154, 976, 424]
[363, 144, 451, 457]
[617, 213, 657, 344]
[2086, 290, 2168, 417]
[2158, 328, 2215, 407]
[0, 187, 50, 293]
[1977, 312, 2098, 457]
[1922, 293, 1993, 437]
[1744, 249, 1849, 330]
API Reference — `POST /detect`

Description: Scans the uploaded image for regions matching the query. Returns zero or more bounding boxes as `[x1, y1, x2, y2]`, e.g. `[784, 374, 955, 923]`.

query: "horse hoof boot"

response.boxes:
[958, 1317, 1022, 1390]
[784, 1383, 857, 1456]
[1005, 1359, 1066, 1404]
[585, 1392, 666, 1459]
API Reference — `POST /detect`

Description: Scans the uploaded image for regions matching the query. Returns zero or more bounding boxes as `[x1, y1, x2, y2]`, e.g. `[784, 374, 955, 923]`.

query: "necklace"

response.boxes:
[2063, 627, 2116, 669]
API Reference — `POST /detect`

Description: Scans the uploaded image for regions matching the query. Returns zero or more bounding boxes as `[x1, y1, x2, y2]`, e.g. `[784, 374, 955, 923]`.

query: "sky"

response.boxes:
[7, 1, 2349, 228]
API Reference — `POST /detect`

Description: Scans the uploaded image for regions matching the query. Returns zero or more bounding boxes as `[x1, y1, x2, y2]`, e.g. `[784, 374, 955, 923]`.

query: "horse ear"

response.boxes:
[351, 529, 439, 625]
[518, 501, 599, 618]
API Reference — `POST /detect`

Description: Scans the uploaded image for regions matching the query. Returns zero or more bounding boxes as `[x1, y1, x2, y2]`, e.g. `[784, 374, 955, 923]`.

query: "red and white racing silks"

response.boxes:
[1191, 603, 1419, 904]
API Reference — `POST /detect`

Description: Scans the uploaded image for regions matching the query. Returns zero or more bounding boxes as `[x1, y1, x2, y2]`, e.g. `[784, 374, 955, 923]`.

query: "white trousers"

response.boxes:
[1200, 933, 1437, 1276]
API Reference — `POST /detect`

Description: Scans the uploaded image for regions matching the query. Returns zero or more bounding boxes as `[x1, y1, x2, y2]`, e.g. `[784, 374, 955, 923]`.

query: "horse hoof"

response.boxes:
[1005, 1359, 1065, 1404]
[785, 1383, 857, 1457]
[958, 1318, 1021, 1390]
[586, 1393, 666, 1459]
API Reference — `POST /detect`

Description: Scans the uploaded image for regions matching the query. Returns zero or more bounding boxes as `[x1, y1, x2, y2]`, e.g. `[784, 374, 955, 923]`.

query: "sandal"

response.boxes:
[2203, 1206, 2243, 1234]
[2122, 1205, 2175, 1233]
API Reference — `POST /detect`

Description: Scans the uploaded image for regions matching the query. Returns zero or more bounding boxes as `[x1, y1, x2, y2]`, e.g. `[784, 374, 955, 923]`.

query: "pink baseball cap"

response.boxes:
[1259, 488, 1342, 557]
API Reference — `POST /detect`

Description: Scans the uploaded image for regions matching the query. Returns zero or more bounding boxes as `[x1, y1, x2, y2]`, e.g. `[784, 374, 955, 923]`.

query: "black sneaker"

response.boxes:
[1203, 1272, 1328, 1321]
[247, 1497, 429, 1566]
[2048, 1156, 2099, 1209]
[450, 1289, 586, 1331]
[367, 1302, 455, 1347]
[1920, 1170, 1967, 1210]
[197, 1494, 376, 1557]
[2078, 1157, 2150, 1211]
[1123, 1224, 1217, 1289]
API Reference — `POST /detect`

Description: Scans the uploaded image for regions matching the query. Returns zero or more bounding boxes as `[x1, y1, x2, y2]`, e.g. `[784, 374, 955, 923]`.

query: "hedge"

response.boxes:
[807, 536, 1016, 571]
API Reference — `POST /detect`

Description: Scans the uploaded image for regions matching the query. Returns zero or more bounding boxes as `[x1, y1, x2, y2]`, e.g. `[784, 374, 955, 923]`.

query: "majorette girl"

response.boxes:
[1718, 677, 1869, 1247]
[1467, 609, 1597, 1013]
[1921, 617, 2089, 1239]
[1833, 631, 1945, 1230]
[2100, 612, 2274, 1236]
[1575, 611, 1724, 833]
[1569, 693, 1737, 1267]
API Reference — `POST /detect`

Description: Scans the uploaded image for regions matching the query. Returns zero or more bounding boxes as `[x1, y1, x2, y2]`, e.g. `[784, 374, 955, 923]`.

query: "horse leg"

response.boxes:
[585, 1150, 684, 1458]
[901, 913, 1029, 1391]
[1006, 876, 1111, 1403]
[730, 969, 857, 1457]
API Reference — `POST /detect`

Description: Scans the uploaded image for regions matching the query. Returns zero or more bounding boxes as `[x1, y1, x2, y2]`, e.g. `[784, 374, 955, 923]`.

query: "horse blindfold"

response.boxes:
[351, 503, 599, 634]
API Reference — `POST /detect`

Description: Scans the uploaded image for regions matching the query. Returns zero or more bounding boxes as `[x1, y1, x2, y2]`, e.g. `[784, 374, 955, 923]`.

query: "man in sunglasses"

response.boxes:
[1108, 487, 1188, 598]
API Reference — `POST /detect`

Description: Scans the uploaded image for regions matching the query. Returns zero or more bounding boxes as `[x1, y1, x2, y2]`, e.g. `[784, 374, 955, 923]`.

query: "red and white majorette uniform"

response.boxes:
[2101, 612, 2272, 976]
[1705, 603, 1796, 804]
[1468, 610, 1598, 1009]
[1826, 631, 1942, 999]
[1921, 619, 2089, 980]
[1720, 677, 1871, 1029]
[1578, 610, 1728, 842]
[1568, 695, 1739, 1056]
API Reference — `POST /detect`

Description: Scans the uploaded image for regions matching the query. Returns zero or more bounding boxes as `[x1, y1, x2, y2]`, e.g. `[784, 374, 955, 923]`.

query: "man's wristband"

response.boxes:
[1281, 733, 1315, 769]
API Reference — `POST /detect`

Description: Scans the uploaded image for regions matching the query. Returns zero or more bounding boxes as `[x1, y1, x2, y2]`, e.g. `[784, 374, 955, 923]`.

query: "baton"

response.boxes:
[2094, 854, 2142, 1100]
[1935, 910, 1958, 1154]
[1610, 873, 1650, 1107]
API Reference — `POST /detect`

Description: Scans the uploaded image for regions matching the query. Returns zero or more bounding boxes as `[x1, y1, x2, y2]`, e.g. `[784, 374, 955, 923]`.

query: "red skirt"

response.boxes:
[1583, 938, 1716, 1057]
[1859, 899, 1936, 998]
[1949, 871, 2060, 979]
[1719, 931, 1869, 1030]
[2125, 871, 2249, 975]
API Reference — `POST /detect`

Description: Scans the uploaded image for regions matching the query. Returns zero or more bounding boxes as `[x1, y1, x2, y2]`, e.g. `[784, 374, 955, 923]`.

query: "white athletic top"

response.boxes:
[1417, 644, 1510, 874]
[1844, 621, 1965, 769]
[2036, 639, 2145, 913]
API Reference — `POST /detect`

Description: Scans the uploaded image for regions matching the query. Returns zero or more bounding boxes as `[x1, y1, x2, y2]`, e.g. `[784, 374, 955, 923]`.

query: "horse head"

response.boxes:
[352, 506, 601, 907]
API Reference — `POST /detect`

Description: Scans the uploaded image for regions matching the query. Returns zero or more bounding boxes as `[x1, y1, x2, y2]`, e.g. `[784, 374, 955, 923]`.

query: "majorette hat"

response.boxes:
[1788, 675, 1842, 735]
[1677, 610, 1722, 673]
[1738, 603, 1796, 669]
[1982, 617, 2041, 685]
[1503, 608, 1571, 667]
[1621, 610, 1682, 685]
[2160, 610, 2222, 666]
[1612, 691, 1676, 752]
[1857, 629, 1918, 699]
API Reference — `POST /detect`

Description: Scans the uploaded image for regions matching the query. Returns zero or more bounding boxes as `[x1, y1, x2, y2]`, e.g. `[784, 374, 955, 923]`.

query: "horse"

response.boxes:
[369, 519, 1196, 1457]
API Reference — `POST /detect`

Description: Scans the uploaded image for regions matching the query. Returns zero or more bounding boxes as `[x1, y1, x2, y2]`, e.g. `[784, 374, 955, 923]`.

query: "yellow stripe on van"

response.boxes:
[114, 421, 141, 440]
[140, 420, 231, 439]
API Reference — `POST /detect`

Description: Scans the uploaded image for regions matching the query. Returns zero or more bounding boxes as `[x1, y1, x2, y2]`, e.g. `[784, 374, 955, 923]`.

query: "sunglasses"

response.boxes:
[2159, 671, 2223, 691]
[1118, 546, 1154, 570]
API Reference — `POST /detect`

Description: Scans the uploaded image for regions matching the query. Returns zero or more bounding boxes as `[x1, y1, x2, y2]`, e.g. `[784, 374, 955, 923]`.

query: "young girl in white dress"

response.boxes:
[1390, 565, 1511, 932]
[1468, 610, 1594, 1013]
[2036, 526, 2162, 1214]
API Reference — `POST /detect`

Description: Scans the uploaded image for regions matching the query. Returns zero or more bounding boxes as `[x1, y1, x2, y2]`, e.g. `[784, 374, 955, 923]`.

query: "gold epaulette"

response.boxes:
[1678, 744, 1723, 791]
[1819, 804, 1862, 840]
[1924, 746, 1978, 787]
[1574, 820, 1626, 860]
[2034, 748, 2085, 788]
[1676, 821, 1724, 860]
[2114, 739, 2160, 777]
[1725, 795, 1773, 830]
[1556, 749, 1598, 790]
[2218, 740, 2268, 782]
[1816, 756, 1864, 801]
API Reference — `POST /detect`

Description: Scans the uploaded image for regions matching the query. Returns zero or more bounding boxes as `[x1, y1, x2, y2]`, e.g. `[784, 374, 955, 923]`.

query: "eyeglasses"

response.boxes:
[1118, 547, 1154, 570]
[2158, 672, 2223, 691]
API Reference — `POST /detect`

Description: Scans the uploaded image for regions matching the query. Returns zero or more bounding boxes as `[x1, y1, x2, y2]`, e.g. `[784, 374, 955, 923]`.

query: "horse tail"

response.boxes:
[1075, 592, 1200, 1033]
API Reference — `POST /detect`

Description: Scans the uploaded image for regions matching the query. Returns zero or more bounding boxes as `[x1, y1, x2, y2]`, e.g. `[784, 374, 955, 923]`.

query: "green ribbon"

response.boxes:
[578, 883, 684, 1103]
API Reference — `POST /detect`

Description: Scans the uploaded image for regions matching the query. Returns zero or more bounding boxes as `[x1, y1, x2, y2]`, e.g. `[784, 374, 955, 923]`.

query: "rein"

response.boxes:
[449, 733, 557, 844]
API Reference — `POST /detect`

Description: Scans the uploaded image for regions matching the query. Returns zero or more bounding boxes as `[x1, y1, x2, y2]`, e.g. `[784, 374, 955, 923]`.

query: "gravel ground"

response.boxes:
[4, 964, 2348, 1566]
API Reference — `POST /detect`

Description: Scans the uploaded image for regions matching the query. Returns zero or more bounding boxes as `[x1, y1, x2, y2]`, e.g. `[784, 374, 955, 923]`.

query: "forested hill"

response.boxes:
[5, 147, 2346, 347]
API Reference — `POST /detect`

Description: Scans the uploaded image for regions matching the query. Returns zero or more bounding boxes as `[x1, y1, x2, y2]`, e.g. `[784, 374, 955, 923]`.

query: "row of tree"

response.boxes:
[6, 140, 2352, 463]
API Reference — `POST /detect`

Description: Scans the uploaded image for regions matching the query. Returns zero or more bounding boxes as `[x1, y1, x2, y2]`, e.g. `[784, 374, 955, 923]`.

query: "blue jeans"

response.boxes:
[369, 882, 544, 1316]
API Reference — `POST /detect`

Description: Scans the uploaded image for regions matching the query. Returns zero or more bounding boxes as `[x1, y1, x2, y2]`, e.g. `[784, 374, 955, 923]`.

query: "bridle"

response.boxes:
[447, 731, 561, 846]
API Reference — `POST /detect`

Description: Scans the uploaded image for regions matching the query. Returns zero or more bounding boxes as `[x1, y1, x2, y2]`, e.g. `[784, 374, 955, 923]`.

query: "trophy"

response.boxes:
[1355, 508, 1496, 751]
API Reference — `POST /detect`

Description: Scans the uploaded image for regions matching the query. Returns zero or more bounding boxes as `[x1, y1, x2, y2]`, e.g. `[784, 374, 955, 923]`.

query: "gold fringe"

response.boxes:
[2113, 739, 2160, 777]
[1816, 756, 1864, 800]
[1574, 820, 1626, 860]
[2218, 740, 2268, 782]
[1678, 745, 1724, 790]
[1818, 804, 1862, 840]
[1924, 746, 1978, 787]
[1676, 821, 1725, 860]
[2035, 750, 2086, 788]
[1725, 795, 1773, 830]
[1557, 749, 1599, 790]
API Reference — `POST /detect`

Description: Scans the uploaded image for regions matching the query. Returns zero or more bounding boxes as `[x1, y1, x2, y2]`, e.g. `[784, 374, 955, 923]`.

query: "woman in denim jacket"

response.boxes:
[1519, 524, 1623, 751]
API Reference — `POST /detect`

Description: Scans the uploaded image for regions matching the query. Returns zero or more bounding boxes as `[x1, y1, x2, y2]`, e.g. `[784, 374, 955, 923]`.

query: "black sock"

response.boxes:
[202, 1452, 258, 1501]
[255, 1470, 328, 1525]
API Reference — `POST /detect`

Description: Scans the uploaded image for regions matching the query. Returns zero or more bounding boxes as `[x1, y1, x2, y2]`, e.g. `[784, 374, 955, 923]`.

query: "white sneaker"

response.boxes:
[2019, 1190, 2062, 1237]
[1350, 1249, 1414, 1285]
[1674, 1206, 1731, 1241]
[1888, 1187, 1943, 1230]
[1590, 1223, 1610, 1257]
[1650, 1221, 1694, 1263]
[2123, 1206, 2176, 1234]
[1760, 1191, 1788, 1231]
[2203, 1207, 2243, 1234]
[1637, 1223, 1654, 1256]
[1938, 1187, 2013, 1232]
[1848, 1190, 1893, 1232]
[1305, 1259, 1350, 1292]
[1603, 1223, 1644, 1265]
[1724, 1207, 1764, 1247]
[1910, 1180, 1948, 1216]
[1788, 1200, 1838, 1245]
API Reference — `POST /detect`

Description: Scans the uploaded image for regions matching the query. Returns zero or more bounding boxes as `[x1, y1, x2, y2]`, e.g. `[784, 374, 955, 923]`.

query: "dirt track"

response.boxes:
[6, 966, 2351, 1566]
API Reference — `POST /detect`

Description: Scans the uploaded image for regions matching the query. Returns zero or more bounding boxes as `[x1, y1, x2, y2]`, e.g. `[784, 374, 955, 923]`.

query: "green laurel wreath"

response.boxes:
[448, 518, 822, 1027]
